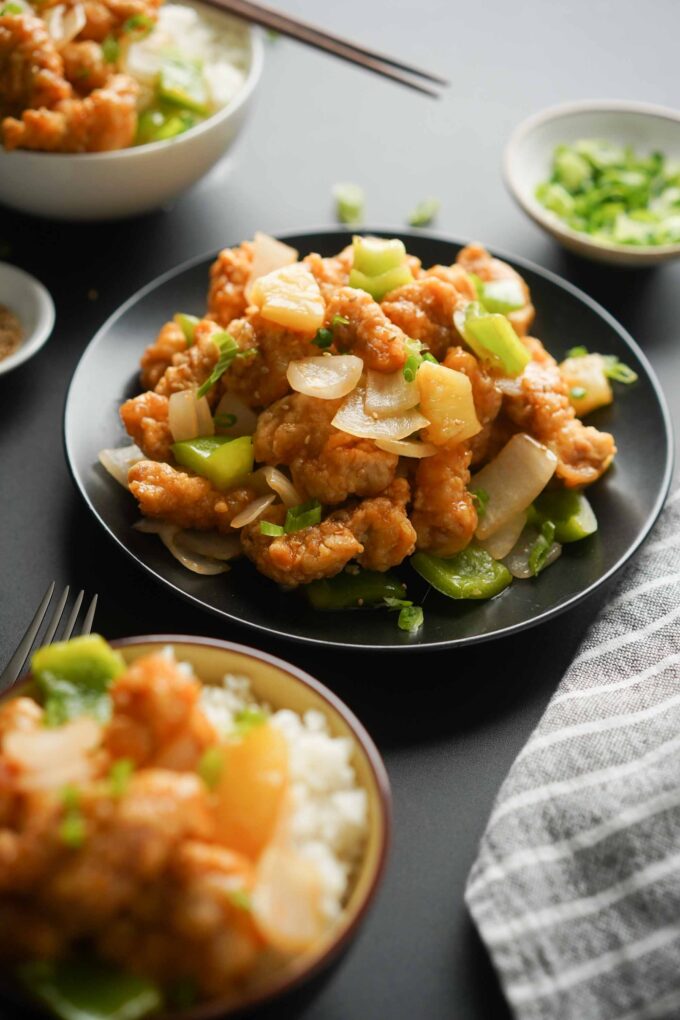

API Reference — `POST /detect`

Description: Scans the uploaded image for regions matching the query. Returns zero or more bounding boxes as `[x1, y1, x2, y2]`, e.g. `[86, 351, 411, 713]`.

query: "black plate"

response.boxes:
[64, 229, 673, 651]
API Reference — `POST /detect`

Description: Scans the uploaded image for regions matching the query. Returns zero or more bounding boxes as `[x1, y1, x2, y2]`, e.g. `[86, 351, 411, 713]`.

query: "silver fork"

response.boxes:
[0, 582, 98, 692]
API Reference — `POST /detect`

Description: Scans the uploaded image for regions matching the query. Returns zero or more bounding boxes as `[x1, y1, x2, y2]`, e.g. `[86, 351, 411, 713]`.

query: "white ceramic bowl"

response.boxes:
[0, 4, 263, 221]
[504, 100, 680, 267]
[0, 262, 55, 375]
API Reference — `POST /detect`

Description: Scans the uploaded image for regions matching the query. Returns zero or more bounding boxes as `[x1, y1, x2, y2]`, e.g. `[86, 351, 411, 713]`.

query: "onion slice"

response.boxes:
[230, 494, 276, 529]
[168, 389, 214, 443]
[134, 519, 233, 574]
[471, 433, 557, 540]
[214, 392, 258, 437]
[245, 233, 299, 302]
[476, 511, 527, 560]
[375, 437, 437, 458]
[260, 466, 301, 507]
[44, 3, 86, 46]
[98, 444, 145, 489]
[287, 355, 363, 400]
[6, 717, 100, 791]
[332, 383, 429, 441]
[365, 369, 419, 418]
[503, 525, 562, 579]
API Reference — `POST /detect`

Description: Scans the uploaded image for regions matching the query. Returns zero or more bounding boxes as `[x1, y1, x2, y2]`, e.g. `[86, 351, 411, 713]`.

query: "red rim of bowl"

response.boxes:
[6, 634, 392, 1020]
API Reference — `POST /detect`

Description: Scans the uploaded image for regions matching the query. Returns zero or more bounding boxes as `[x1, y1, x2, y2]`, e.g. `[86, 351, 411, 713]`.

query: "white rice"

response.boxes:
[200, 672, 368, 924]
[124, 3, 250, 113]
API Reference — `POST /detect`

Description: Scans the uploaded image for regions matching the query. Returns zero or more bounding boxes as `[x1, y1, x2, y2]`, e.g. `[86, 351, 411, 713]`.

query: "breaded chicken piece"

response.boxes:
[411, 446, 477, 555]
[222, 312, 318, 409]
[128, 461, 256, 532]
[120, 391, 173, 461]
[241, 504, 362, 587]
[254, 393, 398, 505]
[140, 320, 188, 391]
[3, 72, 138, 152]
[382, 274, 472, 361]
[0, 13, 71, 118]
[456, 243, 535, 337]
[61, 40, 109, 92]
[43, 0, 163, 42]
[154, 318, 222, 402]
[206, 242, 253, 327]
[303, 249, 353, 296]
[325, 287, 408, 373]
[442, 346, 503, 464]
[503, 350, 616, 487]
[332, 478, 416, 571]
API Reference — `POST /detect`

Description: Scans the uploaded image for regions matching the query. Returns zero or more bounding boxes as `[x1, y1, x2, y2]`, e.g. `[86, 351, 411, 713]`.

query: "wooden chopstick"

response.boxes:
[202, 0, 448, 98]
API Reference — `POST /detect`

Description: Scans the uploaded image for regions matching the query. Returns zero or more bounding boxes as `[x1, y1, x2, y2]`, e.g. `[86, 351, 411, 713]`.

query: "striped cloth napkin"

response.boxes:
[466, 487, 680, 1020]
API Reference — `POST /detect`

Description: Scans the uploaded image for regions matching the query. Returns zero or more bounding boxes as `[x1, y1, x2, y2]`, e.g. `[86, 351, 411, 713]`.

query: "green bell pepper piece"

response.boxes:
[31, 635, 125, 727]
[305, 570, 407, 610]
[172, 435, 253, 490]
[411, 548, 512, 600]
[528, 490, 598, 543]
[352, 236, 407, 276]
[20, 959, 162, 1020]
[158, 57, 209, 115]
[470, 274, 525, 315]
[349, 264, 413, 301]
[457, 302, 530, 377]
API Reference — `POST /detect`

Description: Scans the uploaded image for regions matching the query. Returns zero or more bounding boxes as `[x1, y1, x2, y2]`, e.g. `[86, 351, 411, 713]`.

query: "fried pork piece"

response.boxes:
[325, 287, 408, 373]
[411, 445, 477, 555]
[61, 40, 109, 91]
[128, 461, 256, 532]
[222, 312, 318, 409]
[40, 0, 164, 42]
[140, 320, 188, 390]
[154, 318, 222, 402]
[3, 72, 138, 152]
[332, 478, 416, 571]
[105, 653, 218, 770]
[254, 393, 398, 505]
[382, 274, 472, 361]
[303, 249, 353, 296]
[503, 345, 616, 487]
[206, 241, 253, 327]
[0, 13, 71, 118]
[241, 504, 363, 587]
[456, 243, 535, 337]
[442, 346, 503, 463]
[120, 390, 173, 461]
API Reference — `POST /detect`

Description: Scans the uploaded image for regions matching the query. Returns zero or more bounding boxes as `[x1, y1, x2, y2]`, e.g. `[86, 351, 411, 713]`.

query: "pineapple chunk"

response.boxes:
[416, 361, 481, 446]
[560, 354, 613, 417]
[250, 264, 324, 333]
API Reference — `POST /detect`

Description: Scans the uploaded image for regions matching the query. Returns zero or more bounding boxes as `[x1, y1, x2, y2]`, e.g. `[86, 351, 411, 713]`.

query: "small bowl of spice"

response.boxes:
[504, 100, 680, 266]
[0, 262, 55, 375]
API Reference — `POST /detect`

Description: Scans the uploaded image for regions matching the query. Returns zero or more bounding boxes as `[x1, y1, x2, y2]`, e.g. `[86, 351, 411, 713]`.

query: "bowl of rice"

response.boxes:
[0, 0, 264, 220]
[0, 633, 390, 1020]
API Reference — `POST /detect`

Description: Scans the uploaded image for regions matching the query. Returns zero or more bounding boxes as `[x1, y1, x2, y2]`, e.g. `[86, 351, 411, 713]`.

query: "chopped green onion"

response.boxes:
[260, 521, 285, 537]
[570, 386, 587, 400]
[408, 197, 440, 227]
[566, 345, 589, 358]
[334, 183, 364, 225]
[312, 327, 334, 349]
[403, 353, 421, 383]
[173, 312, 200, 345]
[122, 12, 154, 34]
[402, 338, 433, 381]
[196, 332, 241, 398]
[398, 605, 423, 632]
[234, 706, 267, 736]
[101, 34, 119, 63]
[284, 499, 322, 533]
[471, 275, 525, 315]
[108, 758, 134, 798]
[602, 355, 638, 384]
[471, 488, 489, 518]
[528, 520, 556, 576]
[197, 746, 224, 790]
[228, 889, 252, 911]
[20, 960, 162, 1020]
[332, 314, 349, 327]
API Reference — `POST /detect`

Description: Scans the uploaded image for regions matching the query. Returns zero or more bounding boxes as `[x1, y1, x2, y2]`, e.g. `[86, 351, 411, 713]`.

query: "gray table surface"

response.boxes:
[1, 1, 679, 1017]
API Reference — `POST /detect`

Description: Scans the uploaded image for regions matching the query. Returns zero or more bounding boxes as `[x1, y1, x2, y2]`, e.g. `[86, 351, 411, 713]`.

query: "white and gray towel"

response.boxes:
[466, 488, 680, 1020]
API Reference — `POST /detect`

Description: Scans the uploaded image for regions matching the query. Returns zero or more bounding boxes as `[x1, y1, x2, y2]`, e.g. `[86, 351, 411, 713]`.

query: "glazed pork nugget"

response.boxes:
[381, 271, 475, 360]
[223, 312, 318, 409]
[326, 287, 408, 373]
[140, 320, 188, 391]
[128, 461, 256, 533]
[0, 12, 71, 117]
[154, 318, 222, 401]
[120, 391, 173, 462]
[206, 241, 253, 327]
[332, 478, 416, 572]
[411, 445, 477, 555]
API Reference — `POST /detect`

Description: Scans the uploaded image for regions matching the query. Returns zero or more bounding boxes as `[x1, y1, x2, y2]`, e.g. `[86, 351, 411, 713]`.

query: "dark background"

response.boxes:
[1, 2, 678, 1017]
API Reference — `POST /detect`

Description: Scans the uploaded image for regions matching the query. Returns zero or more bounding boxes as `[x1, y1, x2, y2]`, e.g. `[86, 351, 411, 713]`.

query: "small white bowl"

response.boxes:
[504, 100, 680, 266]
[0, 263, 55, 375]
[0, 3, 263, 221]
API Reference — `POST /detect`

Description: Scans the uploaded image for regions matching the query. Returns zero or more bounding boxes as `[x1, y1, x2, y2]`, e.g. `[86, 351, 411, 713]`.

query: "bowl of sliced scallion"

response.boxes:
[504, 100, 680, 266]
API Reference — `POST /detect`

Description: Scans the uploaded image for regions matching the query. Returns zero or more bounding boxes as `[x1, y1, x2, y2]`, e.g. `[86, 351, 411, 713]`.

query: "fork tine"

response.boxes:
[81, 594, 98, 636]
[61, 590, 84, 642]
[0, 582, 55, 690]
[42, 585, 70, 646]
